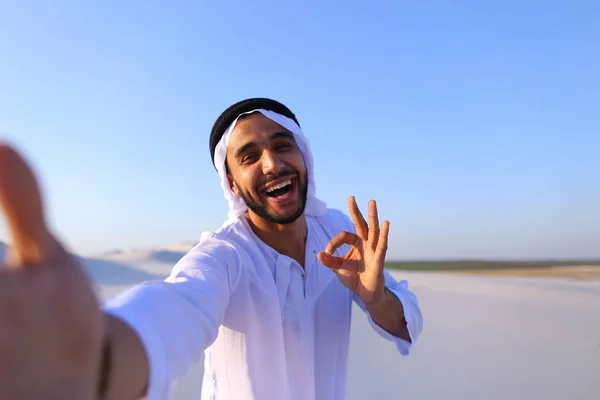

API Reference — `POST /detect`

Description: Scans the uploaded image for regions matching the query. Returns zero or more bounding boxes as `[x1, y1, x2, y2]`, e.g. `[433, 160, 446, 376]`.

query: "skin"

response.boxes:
[0, 114, 409, 398]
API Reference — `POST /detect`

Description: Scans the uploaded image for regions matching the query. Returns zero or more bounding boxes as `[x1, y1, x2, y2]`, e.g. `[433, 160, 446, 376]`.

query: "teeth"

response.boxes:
[266, 179, 292, 193]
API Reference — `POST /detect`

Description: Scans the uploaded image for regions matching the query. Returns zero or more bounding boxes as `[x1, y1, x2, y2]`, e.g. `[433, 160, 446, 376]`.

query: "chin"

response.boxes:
[255, 204, 305, 225]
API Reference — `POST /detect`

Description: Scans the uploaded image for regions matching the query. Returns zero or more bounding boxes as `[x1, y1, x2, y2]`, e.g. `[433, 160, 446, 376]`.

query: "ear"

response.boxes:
[227, 173, 239, 195]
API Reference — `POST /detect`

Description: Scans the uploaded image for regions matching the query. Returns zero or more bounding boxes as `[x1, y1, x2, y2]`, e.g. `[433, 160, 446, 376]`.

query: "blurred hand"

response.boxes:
[0, 143, 104, 399]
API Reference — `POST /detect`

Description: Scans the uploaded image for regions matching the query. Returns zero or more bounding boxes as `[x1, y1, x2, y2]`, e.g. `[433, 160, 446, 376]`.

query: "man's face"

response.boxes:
[225, 112, 308, 225]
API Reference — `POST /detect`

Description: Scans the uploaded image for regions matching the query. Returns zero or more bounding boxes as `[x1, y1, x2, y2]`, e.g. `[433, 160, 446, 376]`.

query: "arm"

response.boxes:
[0, 144, 224, 400]
[99, 240, 236, 400]
[99, 313, 150, 399]
[318, 199, 423, 355]
[353, 268, 423, 355]
[363, 286, 410, 342]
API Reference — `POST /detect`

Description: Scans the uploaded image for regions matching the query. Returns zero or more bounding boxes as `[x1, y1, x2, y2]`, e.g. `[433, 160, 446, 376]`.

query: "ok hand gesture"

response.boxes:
[317, 196, 390, 306]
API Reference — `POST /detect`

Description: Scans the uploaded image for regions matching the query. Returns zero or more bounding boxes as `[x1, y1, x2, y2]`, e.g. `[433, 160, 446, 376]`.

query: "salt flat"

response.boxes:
[93, 249, 600, 400]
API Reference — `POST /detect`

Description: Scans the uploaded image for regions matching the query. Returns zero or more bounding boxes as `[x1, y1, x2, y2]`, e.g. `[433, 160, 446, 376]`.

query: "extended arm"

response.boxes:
[0, 144, 229, 400]
[100, 313, 150, 399]
[100, 241, 235, 400]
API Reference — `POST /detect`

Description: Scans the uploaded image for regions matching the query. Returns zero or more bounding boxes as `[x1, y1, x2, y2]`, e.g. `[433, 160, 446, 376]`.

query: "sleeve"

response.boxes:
[101, 239, 238, 400]
[353, 270, 424, 356]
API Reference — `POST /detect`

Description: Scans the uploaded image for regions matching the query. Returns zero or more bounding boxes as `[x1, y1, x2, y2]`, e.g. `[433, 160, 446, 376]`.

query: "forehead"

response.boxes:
[228, 112, 293, 149]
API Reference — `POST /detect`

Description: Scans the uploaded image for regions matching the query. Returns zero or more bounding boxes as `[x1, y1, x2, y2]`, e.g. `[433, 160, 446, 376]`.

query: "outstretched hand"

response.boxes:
[0, 143, 104, 399]
[317, 196, 390, 306]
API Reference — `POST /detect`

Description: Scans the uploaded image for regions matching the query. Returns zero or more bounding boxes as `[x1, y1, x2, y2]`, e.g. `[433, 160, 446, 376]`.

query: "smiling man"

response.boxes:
[0, 98, 423, 400]
[227, 113, 309, 225]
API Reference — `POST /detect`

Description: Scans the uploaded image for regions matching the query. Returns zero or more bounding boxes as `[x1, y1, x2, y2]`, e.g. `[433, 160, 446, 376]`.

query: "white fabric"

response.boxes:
[103, 209, 423, 400]
[213, 108, 327, 221]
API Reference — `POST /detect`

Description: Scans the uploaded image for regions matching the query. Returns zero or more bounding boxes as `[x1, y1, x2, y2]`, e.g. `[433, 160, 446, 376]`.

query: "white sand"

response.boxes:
[92, 248, 600, 400]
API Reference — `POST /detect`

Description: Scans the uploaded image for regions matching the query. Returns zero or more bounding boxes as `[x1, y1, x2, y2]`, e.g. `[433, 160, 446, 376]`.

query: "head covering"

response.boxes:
[210, 98, 327, 222]
[210, 98, 301, 167]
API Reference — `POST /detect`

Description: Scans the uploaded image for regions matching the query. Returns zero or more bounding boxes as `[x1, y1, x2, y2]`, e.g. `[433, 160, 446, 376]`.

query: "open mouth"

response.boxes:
[263, 178, 294, 199]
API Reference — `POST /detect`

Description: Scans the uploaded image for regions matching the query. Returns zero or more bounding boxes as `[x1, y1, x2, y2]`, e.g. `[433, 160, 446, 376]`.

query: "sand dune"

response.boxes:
[0, 241, 165, 284]
[101, 249, 188, 265]
[98, 242, 194, 264]
[81, 256, 164, 285]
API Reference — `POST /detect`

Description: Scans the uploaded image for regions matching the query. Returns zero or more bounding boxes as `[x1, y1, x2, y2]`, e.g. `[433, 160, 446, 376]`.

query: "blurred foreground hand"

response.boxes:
[0, 143, 103, 399]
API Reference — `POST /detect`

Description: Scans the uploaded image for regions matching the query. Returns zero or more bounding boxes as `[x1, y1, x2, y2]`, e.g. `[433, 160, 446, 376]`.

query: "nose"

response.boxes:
[261, 150, 284, 175]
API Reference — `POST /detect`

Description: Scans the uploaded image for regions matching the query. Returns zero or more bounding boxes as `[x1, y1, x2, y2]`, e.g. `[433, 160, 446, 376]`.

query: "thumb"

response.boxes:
[317, 251, 343, 272]
[0, 143, 56, 266]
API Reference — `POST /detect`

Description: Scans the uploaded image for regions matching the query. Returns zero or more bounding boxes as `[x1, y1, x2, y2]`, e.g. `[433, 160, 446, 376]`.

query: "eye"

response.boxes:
[241, 152, 258, 163]
[276, 142, 292, 151]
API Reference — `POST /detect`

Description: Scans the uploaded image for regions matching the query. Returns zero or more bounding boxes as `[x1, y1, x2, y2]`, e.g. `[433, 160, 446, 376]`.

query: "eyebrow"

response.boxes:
[234, 131, 295, 159]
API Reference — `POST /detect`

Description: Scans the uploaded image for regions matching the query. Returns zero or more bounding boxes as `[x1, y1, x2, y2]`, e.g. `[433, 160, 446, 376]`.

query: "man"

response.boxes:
[0, 98, 423, 399]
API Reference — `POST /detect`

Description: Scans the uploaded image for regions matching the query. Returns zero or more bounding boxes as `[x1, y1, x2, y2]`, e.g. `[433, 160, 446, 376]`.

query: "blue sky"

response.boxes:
[1, 1, 598, 259]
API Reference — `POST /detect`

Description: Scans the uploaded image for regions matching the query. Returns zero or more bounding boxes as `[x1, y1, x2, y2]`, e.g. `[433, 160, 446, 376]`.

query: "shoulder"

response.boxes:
[169, 219, 247, 285]
[311, 207, 355, 235]
[310, 208, 355, 238]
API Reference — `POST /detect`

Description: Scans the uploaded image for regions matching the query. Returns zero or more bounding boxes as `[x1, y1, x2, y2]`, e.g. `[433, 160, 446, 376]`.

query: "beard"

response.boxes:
[235, 169, 308, 225]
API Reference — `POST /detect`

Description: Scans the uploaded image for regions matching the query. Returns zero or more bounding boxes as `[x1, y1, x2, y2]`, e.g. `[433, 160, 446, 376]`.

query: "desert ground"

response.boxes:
[84, 244, 600, 400]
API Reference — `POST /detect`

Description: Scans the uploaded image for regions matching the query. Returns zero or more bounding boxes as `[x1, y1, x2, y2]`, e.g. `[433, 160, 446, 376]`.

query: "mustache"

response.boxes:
[256, 170, 297, 188]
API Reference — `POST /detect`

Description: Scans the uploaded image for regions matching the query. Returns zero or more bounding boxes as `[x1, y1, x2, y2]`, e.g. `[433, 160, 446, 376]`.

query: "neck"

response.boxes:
[246, 211, 307, 267]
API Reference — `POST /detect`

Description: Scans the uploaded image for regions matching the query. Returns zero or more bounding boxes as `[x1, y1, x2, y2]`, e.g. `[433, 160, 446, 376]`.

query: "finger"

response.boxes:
[0, 143, 55, 266]
[324, 231, 359, 256]
[348, 196, 368, 239]
[317, 251, 344, 272]
[368, 199, 380, 248]
[374, 220, 390, 268]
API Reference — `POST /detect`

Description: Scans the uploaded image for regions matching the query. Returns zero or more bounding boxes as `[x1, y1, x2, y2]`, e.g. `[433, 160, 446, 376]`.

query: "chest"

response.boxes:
[224, 217, 355, 331]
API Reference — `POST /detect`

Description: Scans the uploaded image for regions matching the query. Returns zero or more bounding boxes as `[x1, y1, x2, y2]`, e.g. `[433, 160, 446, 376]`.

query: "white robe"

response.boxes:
[103, 207, 423, 400]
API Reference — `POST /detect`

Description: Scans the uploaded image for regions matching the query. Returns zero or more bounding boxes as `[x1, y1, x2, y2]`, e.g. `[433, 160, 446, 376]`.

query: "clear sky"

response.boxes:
[1, 1, 598, 260]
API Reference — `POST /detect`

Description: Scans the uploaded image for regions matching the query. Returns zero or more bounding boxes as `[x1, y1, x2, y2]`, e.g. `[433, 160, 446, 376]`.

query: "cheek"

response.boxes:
[235, 169, 259, 194]
[290, 153, 307, 175]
